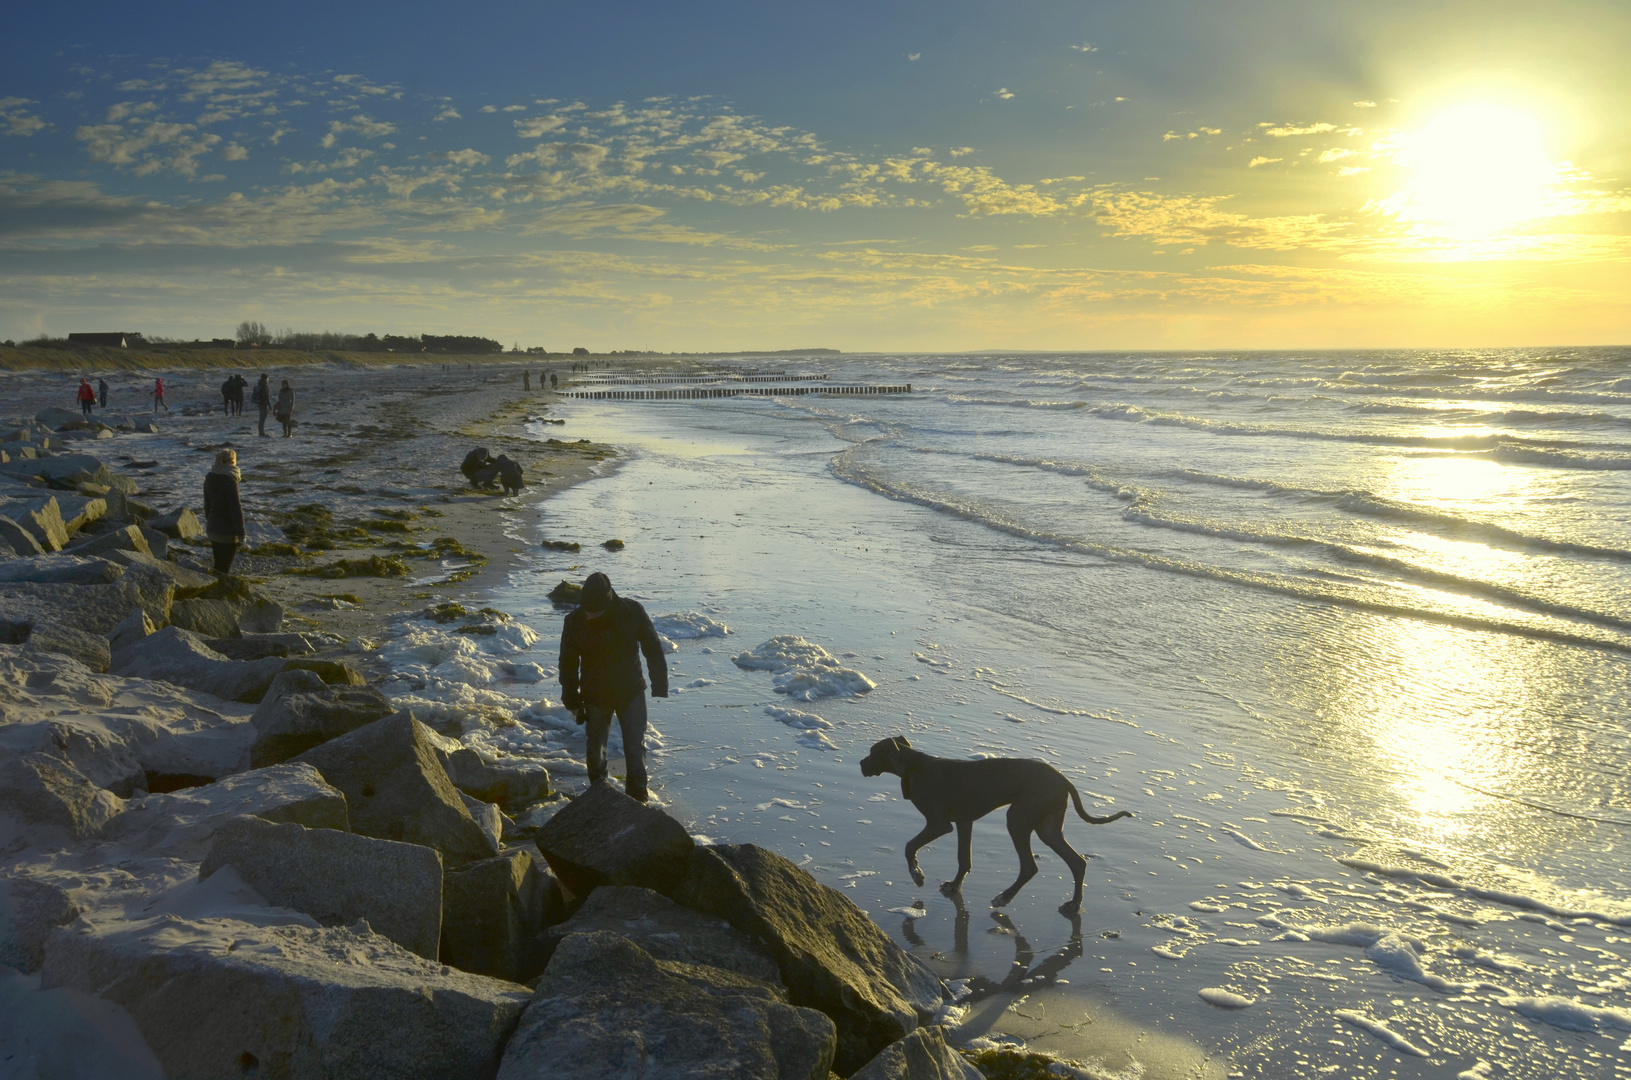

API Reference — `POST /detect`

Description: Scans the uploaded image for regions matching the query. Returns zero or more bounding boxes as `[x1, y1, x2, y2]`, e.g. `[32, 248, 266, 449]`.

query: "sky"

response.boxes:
[2, 0, 1629, 351]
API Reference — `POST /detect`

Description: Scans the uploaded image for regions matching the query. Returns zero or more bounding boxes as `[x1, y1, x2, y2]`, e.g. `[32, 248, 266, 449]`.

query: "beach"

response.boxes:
[3, 348, 1631, 1079]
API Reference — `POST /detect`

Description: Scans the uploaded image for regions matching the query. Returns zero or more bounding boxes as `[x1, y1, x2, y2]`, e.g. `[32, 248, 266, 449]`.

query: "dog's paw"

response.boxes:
[909, 867, 926, 887]
[1058, 899, 1081, 915]
[990, 893, 1014, 909]
[938, 880, 962, 896]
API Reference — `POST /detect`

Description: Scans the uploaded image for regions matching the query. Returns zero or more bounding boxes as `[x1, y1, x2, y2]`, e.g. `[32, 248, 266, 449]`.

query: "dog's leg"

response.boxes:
[940, 820, 974, 895]
[905, 819, 951, 888]
[992, 807, 1039, 908]
[1035, 805, 1088, 914]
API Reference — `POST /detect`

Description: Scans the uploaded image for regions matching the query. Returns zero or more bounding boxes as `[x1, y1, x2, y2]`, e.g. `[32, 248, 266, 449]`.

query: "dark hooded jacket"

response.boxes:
[558, 587, 668, 710]
[202, 465, 246, 542]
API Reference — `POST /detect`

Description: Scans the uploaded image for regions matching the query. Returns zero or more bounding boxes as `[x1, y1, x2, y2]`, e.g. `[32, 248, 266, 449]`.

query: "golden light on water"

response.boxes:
[1385, 102, 1561, 241]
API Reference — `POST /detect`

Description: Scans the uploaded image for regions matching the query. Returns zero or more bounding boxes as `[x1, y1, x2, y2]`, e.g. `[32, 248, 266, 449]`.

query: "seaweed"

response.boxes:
[426, 602, 468, 623]
[249, 542, 302, 557]
[542, 539, 581, 552]
[294, 555, 410, 579]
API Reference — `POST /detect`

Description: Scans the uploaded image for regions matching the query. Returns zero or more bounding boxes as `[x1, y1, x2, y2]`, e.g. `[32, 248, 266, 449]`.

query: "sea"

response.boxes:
[395, 349, 1631, 1079]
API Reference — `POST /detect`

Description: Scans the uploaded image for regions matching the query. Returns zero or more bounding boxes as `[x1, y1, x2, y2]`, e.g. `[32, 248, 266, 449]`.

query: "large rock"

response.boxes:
[444, 748, 552, 811]
[0, 874, 81, 973]
[0, 577, 156, 636]
[148, 506, 203, 541]
[498, 931, 835, 1080]
[66, 524, 152, 559]
[535, 781, 694, 897]
[672, 844, 944, 1075]
[0, 514, 46, 556]
[543, 886, 780, 984]
[250, 669, 394, 767]
[30, 453, 116, 489]
[111, 625, 289, 703]
[201, 816, 444, 959]
[109, 548, 214, 594]
[294, 715, 497, 866]
[169, 597, 242, 640]
[52, 492, 108, 534]
[0, 716, 145, 795]
[25, 624, 114, 673]
[239, 598, 285, 634]
[850, 1027, 985, 1080]
[137, 525, 168, 559]
[441, 849, 549, 983]
[210, 632, 314, 661]
[0, 495, 68, 551]
[461, 793, 506, 853]
[0, 753, 124, 841]
[102, 763, 348, 861]
[0, 553, 123, 585]
[40, 917, 531, 1080]
[105, 607, 155, 652]
[34, 407, 84, 430]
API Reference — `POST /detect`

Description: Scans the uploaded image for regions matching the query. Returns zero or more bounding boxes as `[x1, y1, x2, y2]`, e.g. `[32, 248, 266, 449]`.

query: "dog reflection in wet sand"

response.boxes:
[860, 736, 1132, 914]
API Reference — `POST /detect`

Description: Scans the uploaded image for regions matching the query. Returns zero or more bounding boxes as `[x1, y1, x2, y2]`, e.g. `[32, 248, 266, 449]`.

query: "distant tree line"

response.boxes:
[235, 322, 504, 354]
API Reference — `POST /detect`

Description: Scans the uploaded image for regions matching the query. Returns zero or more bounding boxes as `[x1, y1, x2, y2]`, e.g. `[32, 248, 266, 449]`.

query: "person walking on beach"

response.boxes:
[274, 379, 295, 437]
[202, 448, 246, 575]
[253, 373, 271, 436]
[153, 377, 168, 412]
[76, 378, 95, 420]
[558, 572, 668, 802]
[220, 375, 234, 416]
[97, 378, 108, 409]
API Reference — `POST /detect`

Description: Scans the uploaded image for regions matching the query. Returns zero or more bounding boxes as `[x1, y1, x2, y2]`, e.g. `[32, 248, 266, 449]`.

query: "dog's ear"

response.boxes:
[892, 736, 912, 751]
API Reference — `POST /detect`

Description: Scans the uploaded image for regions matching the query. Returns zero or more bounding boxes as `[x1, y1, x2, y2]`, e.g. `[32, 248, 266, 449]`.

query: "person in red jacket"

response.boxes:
[76, 378, 95, 419]
[153, 377, 169, 412]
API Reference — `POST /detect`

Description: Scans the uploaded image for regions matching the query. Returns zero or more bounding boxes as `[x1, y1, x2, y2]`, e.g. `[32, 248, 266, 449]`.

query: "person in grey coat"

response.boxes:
[203, 448, 247, 574]
[274, 380, 295, 437]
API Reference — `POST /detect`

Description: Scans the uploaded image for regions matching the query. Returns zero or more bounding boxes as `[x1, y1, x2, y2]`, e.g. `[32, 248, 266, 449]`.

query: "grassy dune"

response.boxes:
[0, 345, 562, 373]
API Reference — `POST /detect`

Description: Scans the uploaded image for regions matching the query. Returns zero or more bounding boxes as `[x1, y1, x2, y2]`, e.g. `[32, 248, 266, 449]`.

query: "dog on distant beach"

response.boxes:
[860, 736, 1132, 914]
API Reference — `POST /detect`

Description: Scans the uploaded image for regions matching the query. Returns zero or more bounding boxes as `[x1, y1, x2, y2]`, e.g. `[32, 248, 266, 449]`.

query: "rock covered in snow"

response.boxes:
[497, 931, 835, 1080]
[671, 843, 943, 1075]
[294, 714, 498, 866]
[535, 781, 694, 898]
[200, 815, 445, 959]
[102, 763, 348, 862]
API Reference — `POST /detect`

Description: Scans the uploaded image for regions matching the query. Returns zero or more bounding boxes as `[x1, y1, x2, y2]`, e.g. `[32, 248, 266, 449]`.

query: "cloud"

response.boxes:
[1354, 101, 1377, 108]
[0, 97, 46, 137]
[515, 114, 570, 138]
[1260, 121, 1337, 137]
[1248, 156, 1281, 168]
[993, 88, 1016, 101]
[435, 106, 461, 122]
[480, 105, 497, 114]
[948, 147, 974, 157]
[321, 114, 396, 148]
[1069, 43, 1098, 52]
[222, 143, 249, 161]
[434, 148, 491, 167]
[908, 52, 921, 61]
[1317, 148, 1354, 163]
[1086, 189, 1350, 251]
[77, 117, 222, 177]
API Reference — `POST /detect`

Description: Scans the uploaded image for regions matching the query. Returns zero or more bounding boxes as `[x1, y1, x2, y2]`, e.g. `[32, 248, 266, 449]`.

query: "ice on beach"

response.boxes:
[733, 635, 876, 700]
[765, 706, 832, 730]
[653, 611, 730, 639]
[1197, 987, 1255, 1009]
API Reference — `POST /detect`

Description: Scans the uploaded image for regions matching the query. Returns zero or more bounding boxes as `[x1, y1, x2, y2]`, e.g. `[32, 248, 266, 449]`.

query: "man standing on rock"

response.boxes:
[558, 572, 668, 802]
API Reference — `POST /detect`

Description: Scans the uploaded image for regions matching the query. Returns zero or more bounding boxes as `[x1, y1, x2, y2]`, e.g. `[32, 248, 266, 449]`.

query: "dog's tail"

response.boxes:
[1068, 780, 1132, 825]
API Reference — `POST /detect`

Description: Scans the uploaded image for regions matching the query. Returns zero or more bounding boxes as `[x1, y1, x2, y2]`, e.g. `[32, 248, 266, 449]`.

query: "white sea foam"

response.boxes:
[734, 636, 876, 700]
[1498, 994, 1631, 1033]
[765, 706, 832, 730]
[1333, 1010, 1430, 1056]
[653, 611, 730, 639]
[1197, 987, 1254, 1009]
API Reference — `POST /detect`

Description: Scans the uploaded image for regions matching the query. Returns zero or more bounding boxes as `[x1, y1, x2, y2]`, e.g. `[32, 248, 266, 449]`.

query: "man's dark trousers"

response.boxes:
[584, 694, 648, 798]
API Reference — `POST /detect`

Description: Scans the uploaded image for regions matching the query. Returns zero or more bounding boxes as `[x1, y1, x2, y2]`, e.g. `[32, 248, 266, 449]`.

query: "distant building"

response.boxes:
[69, 332, 136, 347]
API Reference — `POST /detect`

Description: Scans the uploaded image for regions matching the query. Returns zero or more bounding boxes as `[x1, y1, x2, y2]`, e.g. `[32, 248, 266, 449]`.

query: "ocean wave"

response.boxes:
[829, 449, 1631, 655]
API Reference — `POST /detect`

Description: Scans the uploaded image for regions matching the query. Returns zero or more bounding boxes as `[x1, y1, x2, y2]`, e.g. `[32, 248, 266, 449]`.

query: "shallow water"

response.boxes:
[440, 350, 1631, 1079]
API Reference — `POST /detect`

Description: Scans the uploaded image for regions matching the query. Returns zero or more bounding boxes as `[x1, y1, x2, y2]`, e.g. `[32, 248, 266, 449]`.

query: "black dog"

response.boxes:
[860, 736, 1131, 914]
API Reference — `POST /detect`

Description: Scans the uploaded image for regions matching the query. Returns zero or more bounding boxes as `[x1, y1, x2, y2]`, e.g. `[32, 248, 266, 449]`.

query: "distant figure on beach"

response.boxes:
[550, 371, 557, 389]
[253, 373, 271, 436]
[460, 446, 500, 489]
[274, 379, 295, 437]
[97, 377, 108, 409]
[494, 453, 524, 495]
[558, 572, 668, 802]
[523, 370, 531, 391]
[228, 374, 248, 416]
[203, 448, 246, 575]
[220, 376, 234, 415]
[153, 377, 168, 412]
[76, 378, 95, 419]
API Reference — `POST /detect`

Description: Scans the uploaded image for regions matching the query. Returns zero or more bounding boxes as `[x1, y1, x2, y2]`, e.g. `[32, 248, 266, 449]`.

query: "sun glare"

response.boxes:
[1391, 103, 1560, 239]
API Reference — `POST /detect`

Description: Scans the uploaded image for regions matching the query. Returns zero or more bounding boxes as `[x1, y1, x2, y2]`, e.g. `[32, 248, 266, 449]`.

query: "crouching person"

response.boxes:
[558, 573, 668, 801]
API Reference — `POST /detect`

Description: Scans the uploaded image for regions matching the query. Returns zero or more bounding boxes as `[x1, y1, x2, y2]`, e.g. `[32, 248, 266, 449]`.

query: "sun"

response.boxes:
[1390, 103, 1560, 239]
